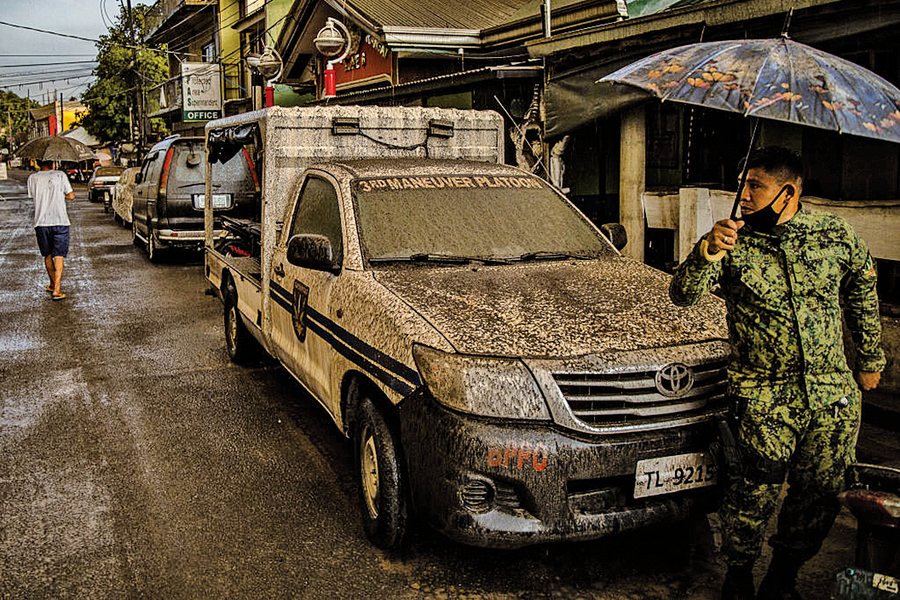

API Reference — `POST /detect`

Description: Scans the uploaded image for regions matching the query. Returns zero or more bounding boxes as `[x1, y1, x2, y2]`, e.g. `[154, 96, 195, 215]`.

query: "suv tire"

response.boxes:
[147, 226, 162, 263]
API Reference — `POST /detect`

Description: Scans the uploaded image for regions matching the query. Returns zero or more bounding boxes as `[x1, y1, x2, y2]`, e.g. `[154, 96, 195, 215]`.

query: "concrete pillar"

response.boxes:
[677, 187, 712, 263]
[620, 106, 645, 262]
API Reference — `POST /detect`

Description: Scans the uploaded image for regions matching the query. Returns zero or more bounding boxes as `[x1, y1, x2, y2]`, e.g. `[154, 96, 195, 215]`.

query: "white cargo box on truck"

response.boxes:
[204, 105, 504, 356]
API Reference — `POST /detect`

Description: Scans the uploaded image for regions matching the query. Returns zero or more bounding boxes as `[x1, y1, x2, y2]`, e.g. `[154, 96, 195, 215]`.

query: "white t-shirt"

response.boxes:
[27, 170, 73, 227]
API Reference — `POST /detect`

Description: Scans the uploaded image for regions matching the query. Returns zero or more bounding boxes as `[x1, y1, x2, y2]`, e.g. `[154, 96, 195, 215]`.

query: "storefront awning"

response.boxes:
[544, 58, 650, 139]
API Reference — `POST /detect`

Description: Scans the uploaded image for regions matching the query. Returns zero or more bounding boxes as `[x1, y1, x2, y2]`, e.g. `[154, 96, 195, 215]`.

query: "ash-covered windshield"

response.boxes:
[353, 174, 615, 263]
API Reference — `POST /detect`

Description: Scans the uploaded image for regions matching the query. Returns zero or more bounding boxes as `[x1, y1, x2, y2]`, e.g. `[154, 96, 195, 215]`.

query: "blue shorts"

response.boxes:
[35, 226, 70, 258]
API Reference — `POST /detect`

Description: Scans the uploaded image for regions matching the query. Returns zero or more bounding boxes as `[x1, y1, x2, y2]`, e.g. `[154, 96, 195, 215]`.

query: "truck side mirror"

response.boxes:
[287, 234, 338, 272]
[134, 172, 143, 184]
[600, 223, 627, 251]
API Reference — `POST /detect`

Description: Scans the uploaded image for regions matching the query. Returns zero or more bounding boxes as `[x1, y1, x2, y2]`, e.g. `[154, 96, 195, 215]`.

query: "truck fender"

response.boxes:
[342, 372, 401, 438]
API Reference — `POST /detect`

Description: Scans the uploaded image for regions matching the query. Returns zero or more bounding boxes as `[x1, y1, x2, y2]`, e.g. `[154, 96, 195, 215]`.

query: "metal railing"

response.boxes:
[144, 0, 216, 40]
[148, 75, 183, 118]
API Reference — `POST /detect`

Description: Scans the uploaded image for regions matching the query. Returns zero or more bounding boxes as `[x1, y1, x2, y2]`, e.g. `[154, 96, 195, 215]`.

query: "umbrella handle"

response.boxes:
[730, 118, 760, 221]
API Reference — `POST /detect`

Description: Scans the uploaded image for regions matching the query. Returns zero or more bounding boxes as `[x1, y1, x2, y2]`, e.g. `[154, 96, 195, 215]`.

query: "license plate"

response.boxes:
[634, 452, 717, 498]
[193, 193, 231, 209]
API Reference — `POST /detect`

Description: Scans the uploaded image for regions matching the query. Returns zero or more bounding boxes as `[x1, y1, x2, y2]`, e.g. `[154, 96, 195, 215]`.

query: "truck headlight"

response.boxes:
[412, 344, 550, 421]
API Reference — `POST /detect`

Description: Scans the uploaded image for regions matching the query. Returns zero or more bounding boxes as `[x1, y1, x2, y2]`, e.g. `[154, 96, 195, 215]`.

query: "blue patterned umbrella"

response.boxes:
[598, 37, 900, 144]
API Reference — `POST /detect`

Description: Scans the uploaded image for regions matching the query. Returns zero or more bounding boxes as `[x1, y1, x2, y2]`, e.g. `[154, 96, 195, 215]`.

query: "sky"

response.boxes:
[0, 0, 121, 104]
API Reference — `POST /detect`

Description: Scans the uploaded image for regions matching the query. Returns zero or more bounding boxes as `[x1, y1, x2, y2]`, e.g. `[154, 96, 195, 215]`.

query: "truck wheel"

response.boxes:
[224, 284, 258, 364]
[355, 396, 408, 550]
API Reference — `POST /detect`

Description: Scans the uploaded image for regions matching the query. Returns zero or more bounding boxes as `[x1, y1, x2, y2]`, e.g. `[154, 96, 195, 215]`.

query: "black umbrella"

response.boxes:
[15, 135, 95, 163]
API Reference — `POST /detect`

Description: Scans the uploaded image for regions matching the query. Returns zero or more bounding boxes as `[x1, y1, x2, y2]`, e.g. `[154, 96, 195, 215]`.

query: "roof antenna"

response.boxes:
[781, 7, 794, 38]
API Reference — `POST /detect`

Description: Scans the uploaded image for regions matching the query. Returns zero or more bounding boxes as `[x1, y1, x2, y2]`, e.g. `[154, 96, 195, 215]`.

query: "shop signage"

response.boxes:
[334, 34, 393, 89]
[182, 62, 222, 122]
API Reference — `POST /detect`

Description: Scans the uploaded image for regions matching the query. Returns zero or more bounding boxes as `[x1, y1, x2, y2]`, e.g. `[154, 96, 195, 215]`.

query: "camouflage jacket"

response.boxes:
[670, 205, 885, 407]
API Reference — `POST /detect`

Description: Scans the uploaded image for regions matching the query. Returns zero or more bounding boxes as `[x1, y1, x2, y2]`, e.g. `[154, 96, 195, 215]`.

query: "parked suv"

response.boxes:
[133, 135, 258, 261]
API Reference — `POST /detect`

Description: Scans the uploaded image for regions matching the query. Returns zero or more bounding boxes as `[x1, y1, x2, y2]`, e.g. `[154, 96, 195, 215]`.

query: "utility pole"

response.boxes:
[127, 0, 145, 155]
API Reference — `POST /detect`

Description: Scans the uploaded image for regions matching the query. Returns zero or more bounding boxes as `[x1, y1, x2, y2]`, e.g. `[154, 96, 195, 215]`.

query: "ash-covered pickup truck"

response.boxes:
[204, 106, 731, 549]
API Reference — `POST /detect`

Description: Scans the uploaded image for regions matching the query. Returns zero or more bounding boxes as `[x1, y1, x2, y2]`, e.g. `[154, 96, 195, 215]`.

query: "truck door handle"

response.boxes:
[273, 263, 285, 278]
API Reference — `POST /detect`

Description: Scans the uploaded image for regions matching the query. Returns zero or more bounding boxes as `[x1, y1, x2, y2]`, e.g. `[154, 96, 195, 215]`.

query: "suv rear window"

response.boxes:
[168, 142, 206, 190]
[170, 141, 256, 193]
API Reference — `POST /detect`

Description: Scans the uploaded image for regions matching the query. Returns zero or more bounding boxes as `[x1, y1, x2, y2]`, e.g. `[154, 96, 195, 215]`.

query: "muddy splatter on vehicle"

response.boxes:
[204, 106, 731, 549]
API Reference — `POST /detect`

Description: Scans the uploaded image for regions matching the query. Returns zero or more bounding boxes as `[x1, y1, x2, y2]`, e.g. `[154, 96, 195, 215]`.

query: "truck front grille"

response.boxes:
[553, 361, 728, 427]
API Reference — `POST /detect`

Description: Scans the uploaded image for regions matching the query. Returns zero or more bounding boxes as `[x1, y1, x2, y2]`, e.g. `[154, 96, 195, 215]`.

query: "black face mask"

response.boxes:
[741, 184, 791, 232]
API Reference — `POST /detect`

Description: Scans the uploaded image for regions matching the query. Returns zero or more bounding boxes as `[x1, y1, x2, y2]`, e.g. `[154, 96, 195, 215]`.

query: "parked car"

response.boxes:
[88, 166, 124, 209]
[132, 135, 259, 262]
[111, 166, 140, 226]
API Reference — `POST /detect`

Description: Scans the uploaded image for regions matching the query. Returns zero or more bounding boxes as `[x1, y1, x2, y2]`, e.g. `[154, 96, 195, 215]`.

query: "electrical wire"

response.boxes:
[163, 0, 243, 50]
[1, 66, 97, 79]
[0, 73, 94, 90]
[0, 61, 98, 68]
[0, 54, 95, 57]
[0, 20, 99, 43]
[101, 0, 118, 33]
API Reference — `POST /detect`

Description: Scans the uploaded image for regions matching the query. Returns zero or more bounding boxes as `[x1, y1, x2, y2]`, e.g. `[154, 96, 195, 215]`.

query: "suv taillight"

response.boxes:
[158, 147, 175, 198]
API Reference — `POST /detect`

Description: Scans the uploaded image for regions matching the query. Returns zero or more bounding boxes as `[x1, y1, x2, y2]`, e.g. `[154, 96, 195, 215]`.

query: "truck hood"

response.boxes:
[373, 258, 727, 357]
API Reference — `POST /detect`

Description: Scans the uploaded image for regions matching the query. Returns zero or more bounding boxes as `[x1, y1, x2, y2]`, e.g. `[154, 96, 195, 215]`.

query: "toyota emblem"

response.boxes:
[655, 363, 694, 398]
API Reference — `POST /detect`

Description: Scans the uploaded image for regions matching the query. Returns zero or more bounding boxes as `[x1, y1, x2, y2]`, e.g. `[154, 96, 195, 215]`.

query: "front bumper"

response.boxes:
[400, 389, 725, 548]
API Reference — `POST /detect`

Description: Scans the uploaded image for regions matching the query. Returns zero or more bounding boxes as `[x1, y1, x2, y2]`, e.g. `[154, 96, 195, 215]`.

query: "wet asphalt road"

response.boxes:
[1, 169, 898, 600]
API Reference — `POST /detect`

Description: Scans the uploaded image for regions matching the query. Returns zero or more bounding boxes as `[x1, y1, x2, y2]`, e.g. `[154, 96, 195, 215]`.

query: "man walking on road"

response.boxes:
[669, 147, 885, 600]
[27, 160, 75, 300]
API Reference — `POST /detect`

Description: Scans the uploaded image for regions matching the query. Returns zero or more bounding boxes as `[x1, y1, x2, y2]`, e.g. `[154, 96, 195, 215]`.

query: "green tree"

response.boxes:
[80, 4, 167, 143]
[0, 91, 39, 149]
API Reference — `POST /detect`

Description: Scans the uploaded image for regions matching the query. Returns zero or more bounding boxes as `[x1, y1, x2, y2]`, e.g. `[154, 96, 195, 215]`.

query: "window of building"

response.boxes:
[202, 41, 216, 63]
[242, 0, 265, 18]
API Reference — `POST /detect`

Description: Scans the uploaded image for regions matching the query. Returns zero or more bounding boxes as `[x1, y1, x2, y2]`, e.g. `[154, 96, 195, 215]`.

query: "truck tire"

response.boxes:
[355, 396, 408, 550]
[224, 283, 258, 364]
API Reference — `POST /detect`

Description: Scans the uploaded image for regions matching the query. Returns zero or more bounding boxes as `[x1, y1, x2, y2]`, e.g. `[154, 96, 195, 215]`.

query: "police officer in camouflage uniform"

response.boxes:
[669, 147, 885, 600]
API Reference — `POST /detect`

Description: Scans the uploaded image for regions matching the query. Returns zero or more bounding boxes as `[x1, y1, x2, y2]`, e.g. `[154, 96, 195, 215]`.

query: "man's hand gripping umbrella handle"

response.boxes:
[701, 120, 759, 262]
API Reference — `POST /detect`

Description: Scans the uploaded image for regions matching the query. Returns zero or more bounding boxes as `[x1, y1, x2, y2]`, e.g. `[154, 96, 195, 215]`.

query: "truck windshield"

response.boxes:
[353, 174, 615, 263]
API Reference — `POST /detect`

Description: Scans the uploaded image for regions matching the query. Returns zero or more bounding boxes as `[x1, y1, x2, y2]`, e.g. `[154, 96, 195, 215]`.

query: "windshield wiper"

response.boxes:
[513, 251, 592, 262]
[370, 253, 511, 265]
[178, 183, 221, 189]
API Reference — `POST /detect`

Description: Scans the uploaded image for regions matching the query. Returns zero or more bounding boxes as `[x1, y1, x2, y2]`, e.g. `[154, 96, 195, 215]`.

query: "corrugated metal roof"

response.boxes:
[325, 64, 542, 103]
[350, 0, 529, 29]
[504, 0, 604, 23]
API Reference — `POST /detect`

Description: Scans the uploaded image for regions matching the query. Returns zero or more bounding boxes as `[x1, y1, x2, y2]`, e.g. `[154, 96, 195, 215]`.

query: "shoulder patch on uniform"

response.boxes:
[863, 254, 877, 278]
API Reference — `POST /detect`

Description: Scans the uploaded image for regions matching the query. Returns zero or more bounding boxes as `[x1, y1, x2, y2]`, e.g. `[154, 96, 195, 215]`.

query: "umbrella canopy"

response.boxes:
[598, 37, 900, 144]
[15, 135, 96, 163]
